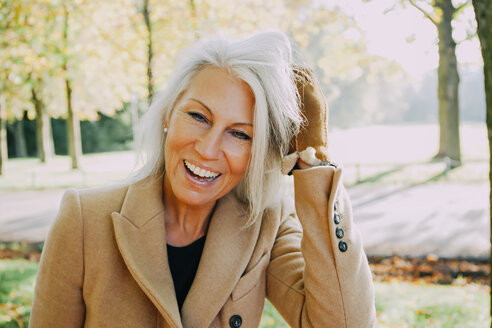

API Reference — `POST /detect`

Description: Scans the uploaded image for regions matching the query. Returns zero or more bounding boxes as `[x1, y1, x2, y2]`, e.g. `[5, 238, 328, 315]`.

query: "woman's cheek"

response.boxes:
[223, 139, 251, 176]
[223, 136, 252, 157]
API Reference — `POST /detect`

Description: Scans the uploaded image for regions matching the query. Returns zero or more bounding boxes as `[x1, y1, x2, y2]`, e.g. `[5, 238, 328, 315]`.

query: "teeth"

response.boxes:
[184, 160, 219, 178]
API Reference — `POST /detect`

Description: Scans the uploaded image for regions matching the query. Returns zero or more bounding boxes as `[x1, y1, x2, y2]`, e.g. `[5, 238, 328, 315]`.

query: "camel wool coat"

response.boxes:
[29, 166, 376, 328]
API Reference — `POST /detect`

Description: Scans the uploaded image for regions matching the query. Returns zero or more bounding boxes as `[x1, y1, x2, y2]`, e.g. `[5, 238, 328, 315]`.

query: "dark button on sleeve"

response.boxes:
[338, 240, 348, 252]
[335, 227, 344, 239]
[230, 314, 242, 328]
[333, 212, 341, 225]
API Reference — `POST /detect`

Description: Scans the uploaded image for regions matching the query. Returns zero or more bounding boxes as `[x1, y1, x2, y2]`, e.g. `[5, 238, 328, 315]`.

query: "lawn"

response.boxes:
[0, 259, 489, 328]
[0, 260, 37, 328]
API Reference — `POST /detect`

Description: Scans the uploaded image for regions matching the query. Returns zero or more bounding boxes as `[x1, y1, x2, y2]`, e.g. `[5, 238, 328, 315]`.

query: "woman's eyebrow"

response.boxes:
[190, 98, 213, 116]
[231, 122, 253, 127]
[189, 97, 253, 127]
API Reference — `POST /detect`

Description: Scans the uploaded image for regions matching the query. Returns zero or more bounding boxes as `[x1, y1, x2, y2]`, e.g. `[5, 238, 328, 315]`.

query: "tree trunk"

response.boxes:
[0, 93, 7, 175]
[471, 0, 492, 320]
[14, 113, 27, 158]
[65, 77, 81, 169]
[435, 0, 461, 166]
[63, 5, 81, 169]
[32, 85, 54, 163]
[143, 0, 154, 105]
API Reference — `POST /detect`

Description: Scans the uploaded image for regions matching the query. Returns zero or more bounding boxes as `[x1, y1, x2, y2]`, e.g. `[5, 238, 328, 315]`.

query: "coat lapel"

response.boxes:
[181, 193, 262, 328]
[111, 176, 182, 328]
[111, 176, 262, 328]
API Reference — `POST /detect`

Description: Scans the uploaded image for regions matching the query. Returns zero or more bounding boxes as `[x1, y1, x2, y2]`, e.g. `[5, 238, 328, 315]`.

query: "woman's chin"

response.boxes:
[176, 192, 218, 208]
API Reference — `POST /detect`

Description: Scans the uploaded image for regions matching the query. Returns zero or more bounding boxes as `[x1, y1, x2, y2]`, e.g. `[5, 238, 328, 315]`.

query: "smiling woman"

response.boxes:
[163, 67, 255, 236]
[29, 31, 376, 328]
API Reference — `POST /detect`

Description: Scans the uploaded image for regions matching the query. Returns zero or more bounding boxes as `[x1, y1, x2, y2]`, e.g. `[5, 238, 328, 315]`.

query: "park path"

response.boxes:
[0, 182, 489, 260]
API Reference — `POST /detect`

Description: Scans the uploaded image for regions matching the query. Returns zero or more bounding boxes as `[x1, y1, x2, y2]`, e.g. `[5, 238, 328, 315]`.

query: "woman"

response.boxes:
[30, 31, 375, 328]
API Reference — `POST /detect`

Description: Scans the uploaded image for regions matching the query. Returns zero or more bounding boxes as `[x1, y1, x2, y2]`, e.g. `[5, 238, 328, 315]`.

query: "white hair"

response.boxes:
[131, 31, 303, 226]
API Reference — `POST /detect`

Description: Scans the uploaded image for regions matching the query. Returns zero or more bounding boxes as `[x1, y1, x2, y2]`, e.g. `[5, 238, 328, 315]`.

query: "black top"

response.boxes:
[167, 236, 206, 311]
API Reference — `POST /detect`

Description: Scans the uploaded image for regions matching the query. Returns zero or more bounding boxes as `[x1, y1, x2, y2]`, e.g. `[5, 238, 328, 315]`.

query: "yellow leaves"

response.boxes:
[426, 253, 438, 262]
[0, 300, 31, 326]
[8, 72, 23, 85]
[22, 54, 33, 66]
[1, 0, 389, 122]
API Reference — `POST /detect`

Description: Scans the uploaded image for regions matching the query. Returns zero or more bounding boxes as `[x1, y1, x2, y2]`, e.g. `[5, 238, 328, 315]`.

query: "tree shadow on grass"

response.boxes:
[353, 164, 409, 185]
[350, 160, 458, 209]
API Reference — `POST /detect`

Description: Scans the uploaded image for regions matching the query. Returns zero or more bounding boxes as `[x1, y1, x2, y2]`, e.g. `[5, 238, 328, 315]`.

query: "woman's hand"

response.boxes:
[296, 158, 313, 170]
[282, 67, 331, 173]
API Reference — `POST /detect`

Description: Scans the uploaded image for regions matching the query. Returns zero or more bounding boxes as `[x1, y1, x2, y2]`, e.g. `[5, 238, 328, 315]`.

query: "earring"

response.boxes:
[163, 126, 168, 134]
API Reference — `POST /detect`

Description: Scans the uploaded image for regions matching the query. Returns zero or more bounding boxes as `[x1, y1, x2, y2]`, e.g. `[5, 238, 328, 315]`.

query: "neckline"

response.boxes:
[167, 235, 206, 249]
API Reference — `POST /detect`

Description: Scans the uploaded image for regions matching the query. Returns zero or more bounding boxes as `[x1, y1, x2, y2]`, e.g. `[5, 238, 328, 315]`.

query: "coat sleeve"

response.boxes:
[29, 189, 86, 328]
[266, 166, 376, 328]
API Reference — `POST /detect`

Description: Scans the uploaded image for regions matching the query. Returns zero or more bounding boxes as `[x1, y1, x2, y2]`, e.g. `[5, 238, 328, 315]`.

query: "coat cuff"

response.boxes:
[282, 147, 337, 175]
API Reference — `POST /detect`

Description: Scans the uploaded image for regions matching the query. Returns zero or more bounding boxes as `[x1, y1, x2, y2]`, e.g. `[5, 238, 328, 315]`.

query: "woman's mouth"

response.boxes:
[183, 160, 221, 182]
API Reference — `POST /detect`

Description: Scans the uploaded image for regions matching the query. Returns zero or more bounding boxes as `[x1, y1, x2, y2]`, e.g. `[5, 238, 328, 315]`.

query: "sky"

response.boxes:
[323, 0, 483, 79]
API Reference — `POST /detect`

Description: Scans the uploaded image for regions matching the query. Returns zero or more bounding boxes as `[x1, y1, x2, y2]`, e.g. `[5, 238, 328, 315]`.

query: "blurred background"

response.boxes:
[0, 0, 489, 327]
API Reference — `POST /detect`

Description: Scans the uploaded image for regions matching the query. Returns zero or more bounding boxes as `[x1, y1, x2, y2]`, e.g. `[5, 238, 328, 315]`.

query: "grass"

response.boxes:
[262, 281, 490, 327]
[374, 281, 490, 327]
[0, 259, 489, 328]
[0, 260, 37, 328]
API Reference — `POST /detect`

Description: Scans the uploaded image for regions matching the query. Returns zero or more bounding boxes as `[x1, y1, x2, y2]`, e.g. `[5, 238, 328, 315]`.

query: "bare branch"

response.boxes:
[454, 0, 471, 14]
[407, 0, 438, 26]
[383, 3, 398, 15]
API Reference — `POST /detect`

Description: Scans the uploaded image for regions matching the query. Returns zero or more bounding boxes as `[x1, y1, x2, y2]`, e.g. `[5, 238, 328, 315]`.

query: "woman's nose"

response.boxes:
[195, 128, 222, 160]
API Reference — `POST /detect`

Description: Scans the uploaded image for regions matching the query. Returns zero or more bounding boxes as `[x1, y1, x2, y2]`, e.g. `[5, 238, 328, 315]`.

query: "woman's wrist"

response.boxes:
[296, 158, 313, 169]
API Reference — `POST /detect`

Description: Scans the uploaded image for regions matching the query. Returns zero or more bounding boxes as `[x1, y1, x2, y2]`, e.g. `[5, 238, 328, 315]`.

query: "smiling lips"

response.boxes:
[183, 160, 221, 182]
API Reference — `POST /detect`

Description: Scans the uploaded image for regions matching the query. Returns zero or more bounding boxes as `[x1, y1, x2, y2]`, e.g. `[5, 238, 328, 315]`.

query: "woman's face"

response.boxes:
[164, 66, 255, 208]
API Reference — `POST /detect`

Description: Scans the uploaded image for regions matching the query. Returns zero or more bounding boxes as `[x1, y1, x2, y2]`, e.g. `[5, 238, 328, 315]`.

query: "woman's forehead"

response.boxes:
[181, 67, 255, 120]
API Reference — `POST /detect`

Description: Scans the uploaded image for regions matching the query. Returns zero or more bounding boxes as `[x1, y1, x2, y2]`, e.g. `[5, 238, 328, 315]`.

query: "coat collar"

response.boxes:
[111, 175, 180, 327]
[111, 175, 262, 328]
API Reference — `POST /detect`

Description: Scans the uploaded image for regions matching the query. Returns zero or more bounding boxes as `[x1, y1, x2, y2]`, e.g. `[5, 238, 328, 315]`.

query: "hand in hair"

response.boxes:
[282, 67, 332, 173]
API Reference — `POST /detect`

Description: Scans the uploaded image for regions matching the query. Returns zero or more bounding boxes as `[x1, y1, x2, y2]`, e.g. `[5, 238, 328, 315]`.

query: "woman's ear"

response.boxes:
[163, 118, 169, 134]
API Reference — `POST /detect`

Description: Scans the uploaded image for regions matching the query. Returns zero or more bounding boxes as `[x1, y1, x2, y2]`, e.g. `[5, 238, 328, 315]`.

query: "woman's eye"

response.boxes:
[231, 130, 251, 141]
[188, 112, 207, 123]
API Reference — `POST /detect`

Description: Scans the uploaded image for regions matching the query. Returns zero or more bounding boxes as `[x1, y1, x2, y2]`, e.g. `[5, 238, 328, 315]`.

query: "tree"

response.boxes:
[61, 2, 82, 169]
[26, 0, 66, 163]
[24, 0, 60, 163]
[471, 0, 492, 320]
[405, 0, 472, 166]
[133, 0, 198, 105]
[0, 93, 6, 175]
[0, 0, 22, 173]
[47, 0, 146, 168]
[31, 77, 55, 162]
[140, 0, 154, 105]
[1, 0, 59, 165]
[0, 0, 38, 167]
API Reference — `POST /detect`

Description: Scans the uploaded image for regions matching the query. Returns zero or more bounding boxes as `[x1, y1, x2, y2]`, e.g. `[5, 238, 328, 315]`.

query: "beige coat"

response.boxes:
[29, 166, 375, 328]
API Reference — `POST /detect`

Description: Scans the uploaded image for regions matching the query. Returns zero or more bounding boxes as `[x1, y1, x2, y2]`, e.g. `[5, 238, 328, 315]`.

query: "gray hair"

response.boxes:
[131, 31, 303, 226]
